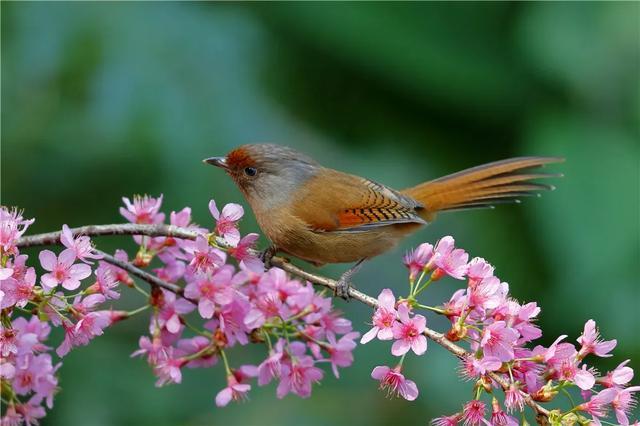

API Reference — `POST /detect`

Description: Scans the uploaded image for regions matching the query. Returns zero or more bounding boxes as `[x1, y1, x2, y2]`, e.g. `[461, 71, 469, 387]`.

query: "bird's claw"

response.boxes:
[260, 246, 277, 269]
[334, 276, 352, 301]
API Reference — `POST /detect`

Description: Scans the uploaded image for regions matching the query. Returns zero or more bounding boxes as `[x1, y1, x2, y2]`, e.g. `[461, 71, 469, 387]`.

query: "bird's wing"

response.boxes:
[290, 169, 426, 233]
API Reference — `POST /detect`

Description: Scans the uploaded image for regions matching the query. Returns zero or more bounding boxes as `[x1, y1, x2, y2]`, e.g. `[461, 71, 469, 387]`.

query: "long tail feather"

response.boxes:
[401, 157, 564, 220]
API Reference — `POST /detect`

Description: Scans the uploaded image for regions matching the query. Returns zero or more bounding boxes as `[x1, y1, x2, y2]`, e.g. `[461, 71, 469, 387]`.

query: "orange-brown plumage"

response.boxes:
[204, 144, 563, 296]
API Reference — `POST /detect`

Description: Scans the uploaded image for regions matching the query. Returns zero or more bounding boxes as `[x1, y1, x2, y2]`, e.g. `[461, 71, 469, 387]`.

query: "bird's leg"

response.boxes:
[259, 245, 278, 268]
[335, 258, 366, 300]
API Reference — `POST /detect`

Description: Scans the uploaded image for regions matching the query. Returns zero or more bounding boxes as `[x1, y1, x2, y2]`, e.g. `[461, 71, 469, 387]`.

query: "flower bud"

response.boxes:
[134, 249, 153, 267]
[531, 380, 558, 402]
[446, 322, 467, 341]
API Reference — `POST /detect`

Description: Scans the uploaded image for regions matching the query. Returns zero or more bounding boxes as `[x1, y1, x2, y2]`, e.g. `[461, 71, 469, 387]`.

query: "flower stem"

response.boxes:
[219, 349, 232, 376]
[183, 319, 212, 337]
[126, 304, 150, 317]
[416, 304, 446, 314]
[131, 281, 150, 298]
[412, 277, 433, 297]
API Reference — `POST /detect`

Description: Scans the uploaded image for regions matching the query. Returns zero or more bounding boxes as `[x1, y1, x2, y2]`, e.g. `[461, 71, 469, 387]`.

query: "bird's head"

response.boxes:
[204, 144, 319, 210]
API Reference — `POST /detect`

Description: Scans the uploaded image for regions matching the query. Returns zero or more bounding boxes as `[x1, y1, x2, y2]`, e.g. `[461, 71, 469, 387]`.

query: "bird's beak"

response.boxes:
[203, 157, 228, 169]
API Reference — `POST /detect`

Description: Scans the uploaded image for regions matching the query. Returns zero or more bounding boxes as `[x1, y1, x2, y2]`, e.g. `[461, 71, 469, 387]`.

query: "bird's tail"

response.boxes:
[401, 157, 564, 221]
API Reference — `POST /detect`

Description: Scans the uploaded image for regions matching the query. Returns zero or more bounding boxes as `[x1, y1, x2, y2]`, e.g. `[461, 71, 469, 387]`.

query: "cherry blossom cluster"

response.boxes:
[1, 198, 637, 426]
[362, 236, 638, 425]
[0, 197, 358, 425]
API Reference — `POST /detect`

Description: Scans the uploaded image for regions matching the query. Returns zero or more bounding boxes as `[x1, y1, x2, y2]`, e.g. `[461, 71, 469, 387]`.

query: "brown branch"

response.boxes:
[16, 223, 549, 418]
[16, 223, 199, 248]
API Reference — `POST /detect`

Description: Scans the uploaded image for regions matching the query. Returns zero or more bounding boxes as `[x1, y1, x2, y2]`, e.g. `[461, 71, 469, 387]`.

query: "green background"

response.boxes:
[2, 2, 638, 425]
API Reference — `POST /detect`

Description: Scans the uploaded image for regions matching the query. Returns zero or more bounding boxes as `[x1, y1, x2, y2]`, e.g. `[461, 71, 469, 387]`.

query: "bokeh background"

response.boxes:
[2, 2, 639, 425]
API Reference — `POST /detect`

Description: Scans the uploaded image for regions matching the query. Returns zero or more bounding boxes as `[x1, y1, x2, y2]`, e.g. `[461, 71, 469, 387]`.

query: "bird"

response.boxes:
[204, 144, 563, 298]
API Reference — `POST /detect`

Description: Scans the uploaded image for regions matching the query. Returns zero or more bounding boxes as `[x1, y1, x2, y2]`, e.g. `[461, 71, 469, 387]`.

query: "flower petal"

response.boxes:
[401, 379, 419, 401]
[411, 335, 427, 355]
[378, 289, 396, 310]
[39, 250, 57, 271]
[69, 263, 92, 280]
[198, 300, 215, 319]
[221, 203, 244, 221]
[215, 387, 232, 407]
[360, 327, 378, 344]
[59, 248, 77, 267]
[574, 368, 595, 390]
[370, 366, 390, 380]
[391, 339, 410, 356]
[208, 200, 220, 220]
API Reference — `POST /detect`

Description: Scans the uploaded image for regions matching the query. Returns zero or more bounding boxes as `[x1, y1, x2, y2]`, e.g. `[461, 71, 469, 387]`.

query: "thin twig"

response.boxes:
[94, 249, 184, 295]
[16, 223, 549, 418]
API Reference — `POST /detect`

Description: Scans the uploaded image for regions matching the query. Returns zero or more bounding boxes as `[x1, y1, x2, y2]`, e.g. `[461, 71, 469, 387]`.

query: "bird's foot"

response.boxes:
[259, 246, 277, 269]
[335, 274, 352, 301]
[334, 259, 366, 301]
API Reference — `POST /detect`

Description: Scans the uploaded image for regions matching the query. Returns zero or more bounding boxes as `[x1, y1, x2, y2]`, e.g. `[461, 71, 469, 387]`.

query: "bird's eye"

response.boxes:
[244, 167, 257, 177]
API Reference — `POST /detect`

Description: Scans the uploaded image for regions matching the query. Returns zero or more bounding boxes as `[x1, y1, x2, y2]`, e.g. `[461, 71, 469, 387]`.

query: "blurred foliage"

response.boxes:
[2, 2, 638, 425]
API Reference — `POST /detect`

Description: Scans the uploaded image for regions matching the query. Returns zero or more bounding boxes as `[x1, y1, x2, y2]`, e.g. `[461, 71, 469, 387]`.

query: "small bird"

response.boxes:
[204, 144, 562, 298]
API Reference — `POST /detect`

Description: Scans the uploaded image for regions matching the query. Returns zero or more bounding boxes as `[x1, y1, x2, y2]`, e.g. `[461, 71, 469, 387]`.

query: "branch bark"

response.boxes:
[16, 223, 550, 418]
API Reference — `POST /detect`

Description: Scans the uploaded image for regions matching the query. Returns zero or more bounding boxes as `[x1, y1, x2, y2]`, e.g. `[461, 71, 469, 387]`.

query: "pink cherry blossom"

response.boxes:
[361, 288, 397, 344]
[12, 353, 58, 400]
[461, 400, 487, 426]
[431, 414, 463, 426]
[177, 336, 218, 369]
[557, 359, 596, 390]
[215, 374, 251, 407]
[577, 319, 617, 358]
[467, 257, 494, 286]
[228, 233, 262, 272]
[99, 250, 133, 286]
[480, 321, 519, 362]
[154, 258, 186, 283]
[60, 224, 102, 263]
[169, 207, 192, 228]
[371, 365, 419, 401]
[131, 335, 165, 365]
[611, 385, 640, 426]
[184, 235, 226, 274]
[467, 276, 504, 312]
[276, 353, 323, 399]
[244, 286, 288, 330]
[257, 340, 285, 386]
[459, 355, 502, 380]
[120, 194, 165, 224]
[16, 402, 46, 425]
[154, 289, 195, 334]
[216, 299, 251, 346]
[0, 267, 13, 281]
[1, 267, 36, 309]
[12, 317, 51, 354]
[578, 387, 617, 421]
[0, 404, 23, 425]
[153, 348, 186, 387]
[0, 325, 20, 357]
[87, 264, 120, 300]
[600, 359, 634, 388]
[184, 265, 235, 319]
[325, 331, 359, 378]
[39, 249, 91, 291]
[403, 243, 434, 281]
[209, 200, 244, 246]
[391, 304, 427, 356]
[0, 207, 35, 255]
[489, 398, 518, 426]
[431, 236, 469, 280]
[504, 384, 525, 413]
